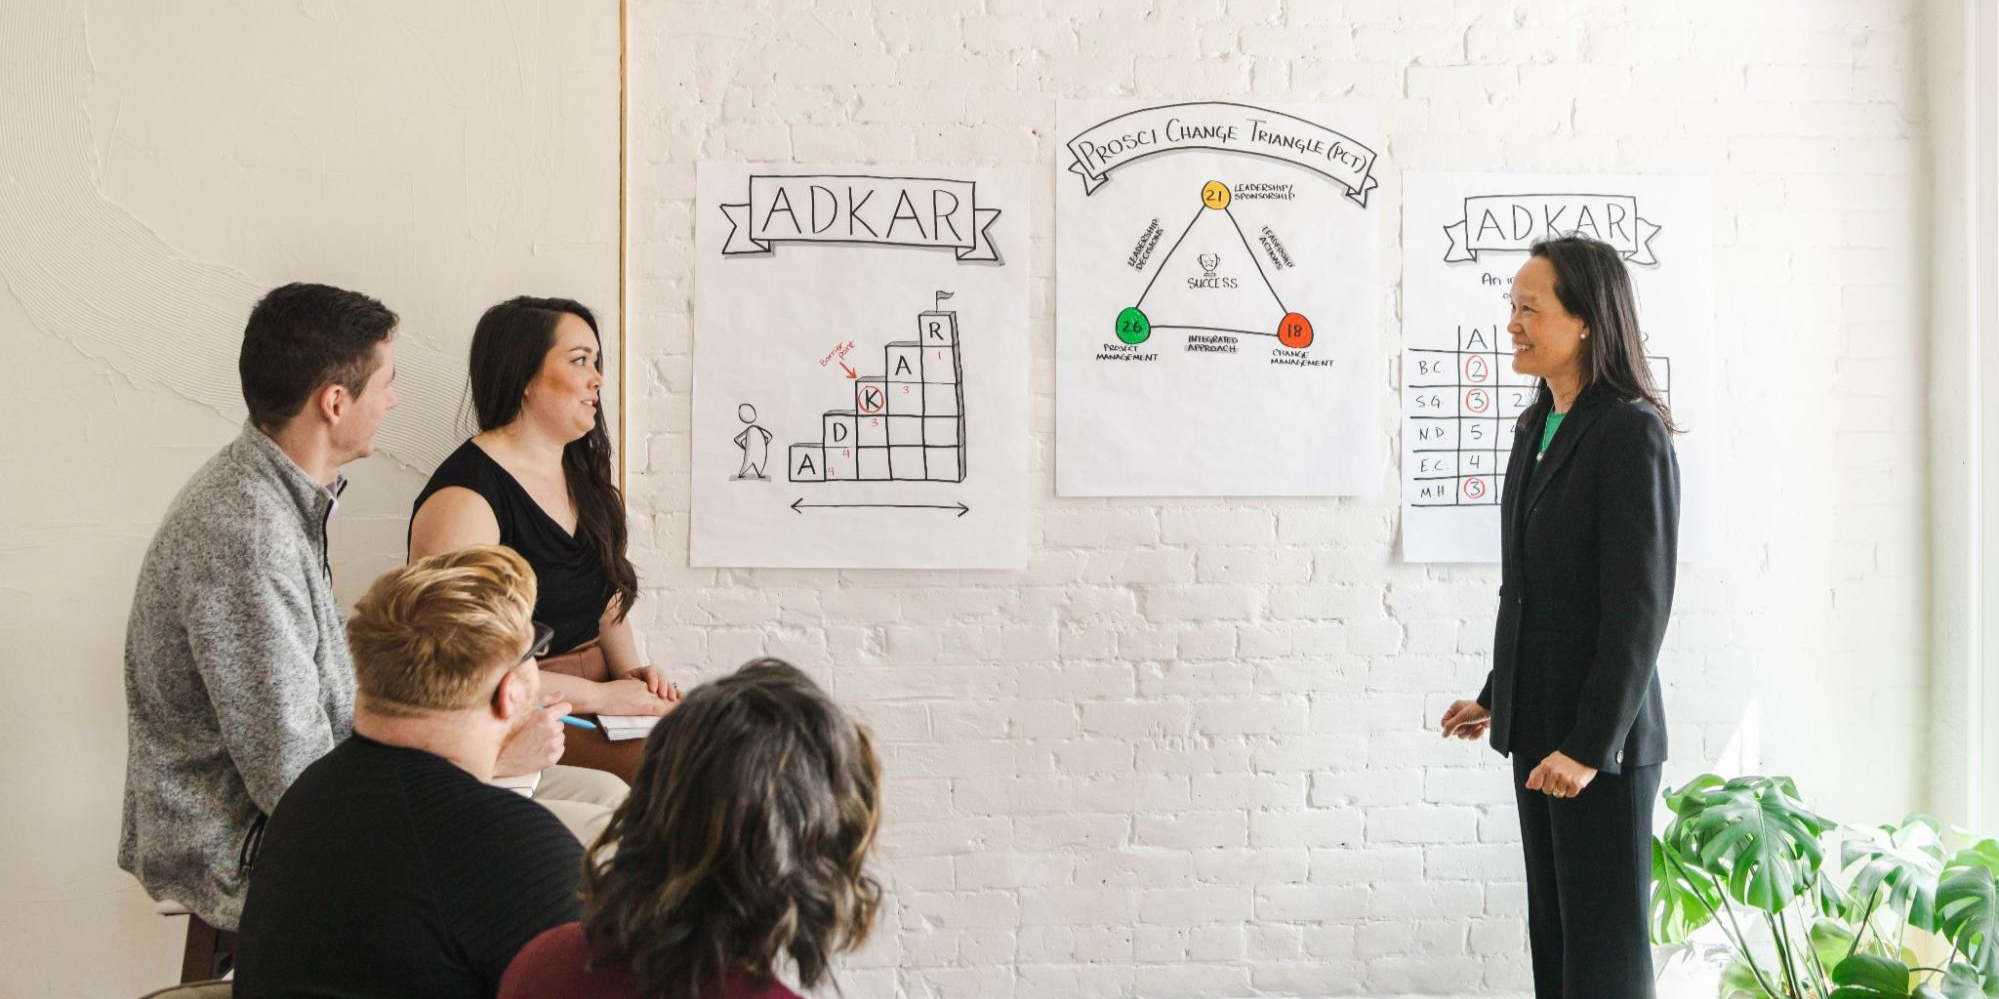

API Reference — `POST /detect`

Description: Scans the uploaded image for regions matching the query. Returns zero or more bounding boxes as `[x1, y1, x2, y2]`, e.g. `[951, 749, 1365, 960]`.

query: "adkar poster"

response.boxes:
[692, 162, 1028, 569]
[1400, 172, 1714, 563]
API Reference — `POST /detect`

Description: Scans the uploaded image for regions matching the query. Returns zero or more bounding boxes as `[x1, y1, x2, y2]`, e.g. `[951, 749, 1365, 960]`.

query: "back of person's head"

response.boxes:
[347, 545, 537, 716]
[1528, 235, 1677, 432]
[239, 282, 398, 433]
[582, 658, 882, 999]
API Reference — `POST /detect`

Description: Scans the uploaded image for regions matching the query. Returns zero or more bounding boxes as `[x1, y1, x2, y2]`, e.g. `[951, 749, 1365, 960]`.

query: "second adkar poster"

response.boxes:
[691, 162, 1027, 568]
[1056, 100, 1384, 496]
[1399, 172, 1714, 563]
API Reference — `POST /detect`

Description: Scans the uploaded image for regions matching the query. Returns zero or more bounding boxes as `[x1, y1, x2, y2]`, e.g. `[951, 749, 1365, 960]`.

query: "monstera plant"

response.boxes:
[1651, 774, 1999, 999]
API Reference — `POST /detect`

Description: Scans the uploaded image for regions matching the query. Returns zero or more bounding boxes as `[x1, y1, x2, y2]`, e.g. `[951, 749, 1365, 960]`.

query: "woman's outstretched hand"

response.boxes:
[1439, 699, 1492, 741]
[593, 677, 675, 716]
[624, 665, 682, 702]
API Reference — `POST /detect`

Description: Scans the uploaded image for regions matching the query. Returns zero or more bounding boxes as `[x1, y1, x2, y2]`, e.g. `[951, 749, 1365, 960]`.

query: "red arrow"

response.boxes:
[838, 362, 857, 379]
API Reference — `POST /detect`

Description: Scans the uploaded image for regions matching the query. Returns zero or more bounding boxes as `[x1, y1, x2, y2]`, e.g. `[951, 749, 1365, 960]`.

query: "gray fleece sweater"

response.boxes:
[119, 425, 355, 930]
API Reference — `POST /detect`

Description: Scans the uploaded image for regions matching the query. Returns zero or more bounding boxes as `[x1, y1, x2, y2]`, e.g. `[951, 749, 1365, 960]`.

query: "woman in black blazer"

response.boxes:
[1438, 236, 1680, 999]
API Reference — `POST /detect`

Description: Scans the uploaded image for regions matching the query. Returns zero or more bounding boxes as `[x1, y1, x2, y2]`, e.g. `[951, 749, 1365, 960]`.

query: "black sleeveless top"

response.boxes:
[411, 441, 608, 654]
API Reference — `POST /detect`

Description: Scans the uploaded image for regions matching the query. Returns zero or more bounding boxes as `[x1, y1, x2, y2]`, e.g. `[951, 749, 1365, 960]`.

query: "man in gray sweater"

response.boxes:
[119, 283, 401, 931]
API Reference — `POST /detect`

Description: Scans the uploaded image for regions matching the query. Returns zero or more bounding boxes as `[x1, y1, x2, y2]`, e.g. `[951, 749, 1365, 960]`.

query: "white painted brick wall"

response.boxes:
[629, 1, 1930, 995]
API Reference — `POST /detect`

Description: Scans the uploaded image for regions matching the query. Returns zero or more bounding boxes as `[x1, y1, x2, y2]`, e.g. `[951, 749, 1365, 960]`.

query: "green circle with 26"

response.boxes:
[1115, 307, 1151, 345]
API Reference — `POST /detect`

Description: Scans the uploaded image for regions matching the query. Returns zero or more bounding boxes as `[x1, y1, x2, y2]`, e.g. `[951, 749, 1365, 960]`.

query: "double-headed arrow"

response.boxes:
[791, 497, 969, 517]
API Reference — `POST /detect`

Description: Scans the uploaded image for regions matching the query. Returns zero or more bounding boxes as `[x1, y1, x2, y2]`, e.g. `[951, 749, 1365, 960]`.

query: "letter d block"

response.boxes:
[788, 444, 825, 482]
[823, 412, 857, 448]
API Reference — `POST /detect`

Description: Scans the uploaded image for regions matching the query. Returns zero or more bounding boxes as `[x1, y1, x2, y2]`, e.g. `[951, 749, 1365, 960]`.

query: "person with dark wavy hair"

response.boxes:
[1439, 235, 1681, 998]
[498, 658, 883, 999]
[411, 296, 678, 781]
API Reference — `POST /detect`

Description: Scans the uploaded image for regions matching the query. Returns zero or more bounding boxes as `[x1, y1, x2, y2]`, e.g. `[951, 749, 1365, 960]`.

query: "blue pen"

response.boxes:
[559, 715, 598, 730]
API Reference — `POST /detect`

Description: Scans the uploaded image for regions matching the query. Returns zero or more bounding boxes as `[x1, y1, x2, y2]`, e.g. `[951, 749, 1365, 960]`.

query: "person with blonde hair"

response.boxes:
[500, 659, 883, 999]
[235, 546, 590, 999]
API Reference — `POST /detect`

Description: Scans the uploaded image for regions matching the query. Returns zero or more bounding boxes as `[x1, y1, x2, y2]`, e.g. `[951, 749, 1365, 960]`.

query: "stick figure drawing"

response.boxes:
[732, 403, 772, 481]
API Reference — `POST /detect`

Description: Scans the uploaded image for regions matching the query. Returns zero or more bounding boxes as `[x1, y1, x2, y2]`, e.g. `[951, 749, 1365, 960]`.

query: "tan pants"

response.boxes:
[533, 764, 627, 847]
[537, 640, 646, 783]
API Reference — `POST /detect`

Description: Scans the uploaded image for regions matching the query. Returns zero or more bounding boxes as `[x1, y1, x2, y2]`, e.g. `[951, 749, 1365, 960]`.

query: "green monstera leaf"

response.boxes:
[1664, 775, 1836, 912]
[1820, 866, 1858, 921]
[1843, 815, 1946, 932]
[1651, 836, 1719, 944]
[1813, 957, 1994, 999]
[1813, 920, 1859, 975]
[1721, 958, 1778, 998]
[1827, 953, 1916, 998]
[1939, 865, 1999, 977]
[1953, 840, 1999, 879]
[1915, 963, 1999, 999]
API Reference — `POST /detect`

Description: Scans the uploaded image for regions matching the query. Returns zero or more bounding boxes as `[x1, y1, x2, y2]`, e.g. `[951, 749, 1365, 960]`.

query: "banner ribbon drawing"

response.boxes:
[1063, 101, 1381, 207]
[1442, 194, 1663, 264]
[720, 174, 1001, 261]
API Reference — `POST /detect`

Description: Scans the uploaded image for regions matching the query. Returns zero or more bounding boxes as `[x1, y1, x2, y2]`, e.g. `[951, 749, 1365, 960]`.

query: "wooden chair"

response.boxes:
[153, 900, 237, 983]
[136, 982, 230, 999]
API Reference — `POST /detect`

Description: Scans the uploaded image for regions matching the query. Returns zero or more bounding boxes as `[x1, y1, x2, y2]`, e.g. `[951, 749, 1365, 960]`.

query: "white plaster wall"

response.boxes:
[0, 2, 620, 994]
[625, 1, 1932, 997]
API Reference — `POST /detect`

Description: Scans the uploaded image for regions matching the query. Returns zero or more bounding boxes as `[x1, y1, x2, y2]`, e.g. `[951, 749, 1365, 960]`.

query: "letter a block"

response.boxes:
[788, 444, 825, 482]
[885, 342, 924, 382]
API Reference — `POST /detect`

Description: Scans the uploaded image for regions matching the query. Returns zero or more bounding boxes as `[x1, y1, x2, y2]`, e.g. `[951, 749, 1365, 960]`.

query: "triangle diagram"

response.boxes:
[1115, 182, 1314, 350]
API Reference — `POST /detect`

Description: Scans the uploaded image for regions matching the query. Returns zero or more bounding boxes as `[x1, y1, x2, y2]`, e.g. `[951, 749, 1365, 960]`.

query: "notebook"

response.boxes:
[597, 714, 663, 742]
[491, 771, 542, 797]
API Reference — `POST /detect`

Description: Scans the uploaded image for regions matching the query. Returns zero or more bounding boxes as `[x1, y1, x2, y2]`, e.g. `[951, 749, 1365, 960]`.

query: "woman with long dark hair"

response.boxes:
[1438, 236, 1680, 997]
[498, 658, 883, 999]
[412, 297, 677, 781]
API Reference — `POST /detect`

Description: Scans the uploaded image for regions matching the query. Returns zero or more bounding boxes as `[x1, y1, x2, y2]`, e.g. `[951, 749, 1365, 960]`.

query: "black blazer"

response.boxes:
[1477, 382, 1679, 775]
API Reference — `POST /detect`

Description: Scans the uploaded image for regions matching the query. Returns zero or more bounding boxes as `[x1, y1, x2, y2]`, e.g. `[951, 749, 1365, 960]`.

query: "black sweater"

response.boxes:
[235, 735, 582, 999]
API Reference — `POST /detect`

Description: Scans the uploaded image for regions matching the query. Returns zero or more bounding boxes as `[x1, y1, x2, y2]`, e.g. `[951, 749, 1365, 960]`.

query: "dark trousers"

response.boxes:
[1512, 753, 1661, 999]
